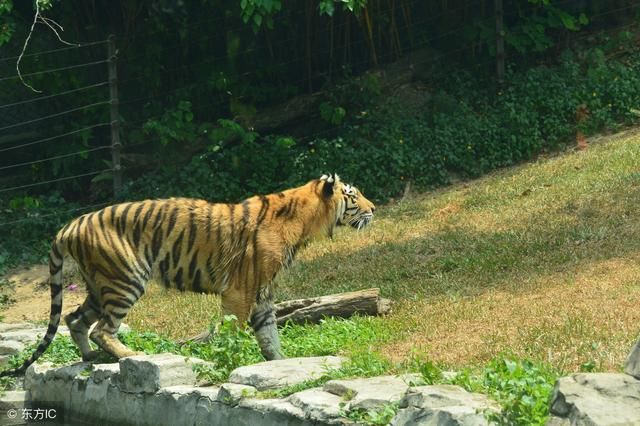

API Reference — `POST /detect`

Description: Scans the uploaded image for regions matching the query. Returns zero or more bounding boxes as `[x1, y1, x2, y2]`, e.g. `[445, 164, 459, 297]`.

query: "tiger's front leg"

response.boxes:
[249, 301, 285, 361]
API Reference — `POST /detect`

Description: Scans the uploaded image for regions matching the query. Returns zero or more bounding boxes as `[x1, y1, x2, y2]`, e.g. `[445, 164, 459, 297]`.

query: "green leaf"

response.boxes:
[253, 13, 262, 27]
[556, 10, 577, 31]
[578, 13, 589, 25]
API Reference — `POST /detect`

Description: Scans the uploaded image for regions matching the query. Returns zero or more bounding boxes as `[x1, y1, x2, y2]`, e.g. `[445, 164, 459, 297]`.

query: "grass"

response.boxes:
[125, 128, 640, 374]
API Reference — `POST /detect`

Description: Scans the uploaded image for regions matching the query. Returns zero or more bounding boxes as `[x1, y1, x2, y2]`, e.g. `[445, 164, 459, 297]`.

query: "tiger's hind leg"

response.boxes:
[65, 295, 101, 361]
[89, 277, 145, 359]
[65, 270, 101, 361]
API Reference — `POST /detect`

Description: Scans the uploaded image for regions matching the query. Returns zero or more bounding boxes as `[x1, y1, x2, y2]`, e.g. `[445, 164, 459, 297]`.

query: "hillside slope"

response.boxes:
[274, 127, 640, 371]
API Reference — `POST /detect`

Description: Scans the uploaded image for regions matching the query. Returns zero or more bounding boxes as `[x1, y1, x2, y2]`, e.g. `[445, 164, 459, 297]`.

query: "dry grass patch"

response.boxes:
[126, 283, 221, 340]
[381, 256, 640, 372]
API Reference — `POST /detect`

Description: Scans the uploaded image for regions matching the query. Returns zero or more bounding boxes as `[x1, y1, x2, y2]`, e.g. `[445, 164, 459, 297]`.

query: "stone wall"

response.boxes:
[2, 323, 640, 425]
[5, 354, 497, 426]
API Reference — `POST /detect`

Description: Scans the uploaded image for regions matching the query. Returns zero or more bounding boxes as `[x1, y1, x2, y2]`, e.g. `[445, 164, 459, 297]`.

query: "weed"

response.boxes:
[342, 402, 400, 426]
[482, 358, 557, 426]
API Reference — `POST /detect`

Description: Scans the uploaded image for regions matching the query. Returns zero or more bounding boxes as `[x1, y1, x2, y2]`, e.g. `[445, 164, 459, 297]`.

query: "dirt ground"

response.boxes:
[1, 263, 87, 323]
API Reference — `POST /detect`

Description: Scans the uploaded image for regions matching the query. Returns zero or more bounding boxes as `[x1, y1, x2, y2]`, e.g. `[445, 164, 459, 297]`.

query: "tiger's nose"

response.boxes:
[371, 206, 376, 214]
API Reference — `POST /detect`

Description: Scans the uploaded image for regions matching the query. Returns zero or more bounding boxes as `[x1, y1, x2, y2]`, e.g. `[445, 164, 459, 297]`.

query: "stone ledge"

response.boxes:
[217, 383, 257, 406]
[287, 388, 344, 422]
[324, 375, 413, 410]
[0, 323, 39, 333]
[0, 390, 27, 411]
[228, 356, 343, 391]
[20, 355, 505, 426]
[116, 353, 212, 394]
[0, 340, 25, 356]
[548, 373, 640, 426]
[91, 363, 120, 383]
[392, 384, 500, 426]
[7, 320, 640, 426]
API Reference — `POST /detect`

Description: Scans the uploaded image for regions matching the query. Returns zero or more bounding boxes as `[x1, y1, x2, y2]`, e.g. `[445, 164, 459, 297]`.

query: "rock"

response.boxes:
[238, 397, 307, 421]
[83, 377, 111, 404]
[391, 384, 500, 425]
[545, 415, 571, 426]
[623, 338, 640, 380]
[158, 385, 221, 402]
[39, 361, 92, 382]
[228, 356, 344, 391]
[548, 373, 640, 425]
[115, 353, 211, 394]
[217, 383, 257, 406]
[0, 391, 27, 426]
[324, 375, 412, 410]
[0, 340, 25, 355]
[0, 329, 46, 344]
[0, 323, 38, 333]
[0, 354, 11, 367]
[0, 390, 27, 411]
[24, 361, 55, 388]
[25, 361, 89, 405]
[90, 363, 120, 383]
[287, 388, 344, 422]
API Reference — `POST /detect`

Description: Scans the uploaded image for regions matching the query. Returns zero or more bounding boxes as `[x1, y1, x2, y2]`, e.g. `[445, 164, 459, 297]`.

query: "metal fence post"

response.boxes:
[107, 35, 122, 197]
[495, 0, 505, 86]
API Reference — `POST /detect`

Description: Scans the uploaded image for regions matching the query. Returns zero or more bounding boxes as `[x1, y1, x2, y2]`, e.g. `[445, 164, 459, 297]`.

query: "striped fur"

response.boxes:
[0, 174, 374, 377]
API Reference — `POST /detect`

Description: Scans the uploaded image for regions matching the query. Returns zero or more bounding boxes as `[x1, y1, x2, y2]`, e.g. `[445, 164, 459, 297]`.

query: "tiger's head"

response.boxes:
[320, 174, 375, 231]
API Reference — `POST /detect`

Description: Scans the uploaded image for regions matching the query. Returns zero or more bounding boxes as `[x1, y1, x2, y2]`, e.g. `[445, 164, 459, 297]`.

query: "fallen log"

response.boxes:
[274, 287, 392, 326]
[180, 288, 392, 344]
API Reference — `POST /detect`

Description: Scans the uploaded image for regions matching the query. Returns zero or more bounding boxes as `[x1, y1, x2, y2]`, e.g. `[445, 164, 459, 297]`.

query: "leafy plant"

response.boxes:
[4, 335, 82, 372]
[342, 402, 399, 426]
[406, 354, 443, 385]
[239, 0, 283, 32]
[319, 101, 347, 125]
[482, 358, 556, 426]
[143, 100, 197, 146]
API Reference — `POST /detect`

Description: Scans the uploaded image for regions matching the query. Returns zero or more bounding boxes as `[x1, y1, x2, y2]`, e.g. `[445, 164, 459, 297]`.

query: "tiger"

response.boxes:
[0, 174, 375, 377]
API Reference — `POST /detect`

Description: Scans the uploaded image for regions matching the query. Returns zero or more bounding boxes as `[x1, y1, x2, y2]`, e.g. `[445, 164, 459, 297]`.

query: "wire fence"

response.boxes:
[0, 36, 117, 228]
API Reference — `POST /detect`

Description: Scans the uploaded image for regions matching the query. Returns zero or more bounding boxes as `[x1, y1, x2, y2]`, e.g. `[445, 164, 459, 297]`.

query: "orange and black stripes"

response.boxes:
[0, 174, 376, 374]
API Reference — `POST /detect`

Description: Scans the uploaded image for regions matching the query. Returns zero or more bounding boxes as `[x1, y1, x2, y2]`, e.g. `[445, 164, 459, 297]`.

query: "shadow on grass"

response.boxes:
[277, 182, 640, 302]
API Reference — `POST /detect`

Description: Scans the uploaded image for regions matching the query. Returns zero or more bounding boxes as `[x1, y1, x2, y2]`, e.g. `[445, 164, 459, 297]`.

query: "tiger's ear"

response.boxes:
[320, 173, 337, 199]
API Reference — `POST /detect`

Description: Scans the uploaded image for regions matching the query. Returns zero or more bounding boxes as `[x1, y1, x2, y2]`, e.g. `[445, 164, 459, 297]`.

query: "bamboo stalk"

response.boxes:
[363, 6, 378, 65]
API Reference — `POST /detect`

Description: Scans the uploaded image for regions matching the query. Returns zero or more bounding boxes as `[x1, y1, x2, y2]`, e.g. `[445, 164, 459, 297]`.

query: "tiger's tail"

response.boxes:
[0, 238, 66, 377]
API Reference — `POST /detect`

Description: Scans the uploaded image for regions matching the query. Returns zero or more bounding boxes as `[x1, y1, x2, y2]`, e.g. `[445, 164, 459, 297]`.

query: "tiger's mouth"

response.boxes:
[348, 213, 374, 230]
